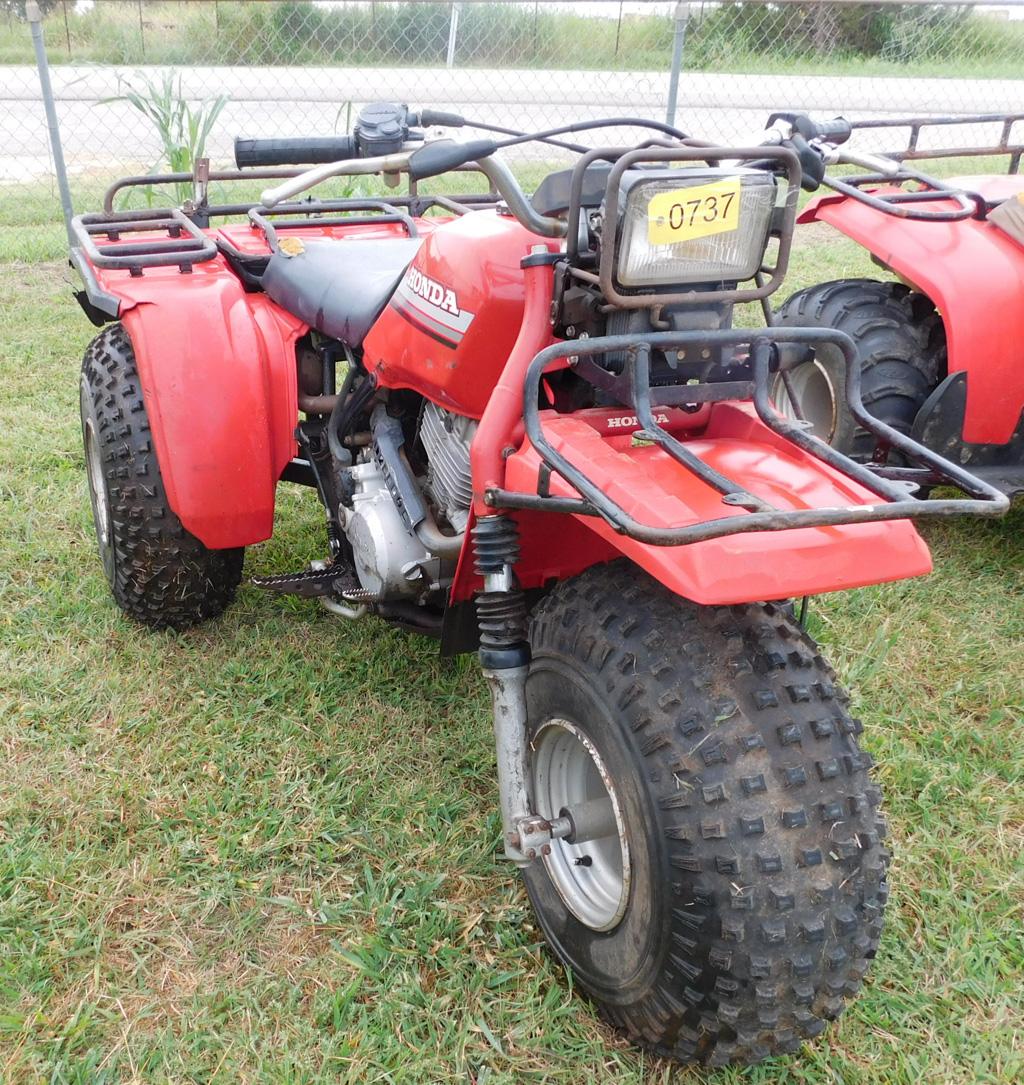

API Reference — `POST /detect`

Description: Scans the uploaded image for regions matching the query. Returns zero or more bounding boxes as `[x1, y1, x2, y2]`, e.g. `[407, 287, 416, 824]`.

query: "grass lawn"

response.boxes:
[0, 197, 1021, 1083]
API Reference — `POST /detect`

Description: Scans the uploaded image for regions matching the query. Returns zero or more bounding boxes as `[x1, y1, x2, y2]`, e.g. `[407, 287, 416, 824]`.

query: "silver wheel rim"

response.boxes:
[772, 356, 839, 442]
[531, 718, 630, 932]
[84, 416, 112, 549]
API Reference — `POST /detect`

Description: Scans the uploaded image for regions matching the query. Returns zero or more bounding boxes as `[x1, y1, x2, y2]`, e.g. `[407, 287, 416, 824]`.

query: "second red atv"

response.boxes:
[70, 105, 1006, 1067]
[775, 113, 1024, 497]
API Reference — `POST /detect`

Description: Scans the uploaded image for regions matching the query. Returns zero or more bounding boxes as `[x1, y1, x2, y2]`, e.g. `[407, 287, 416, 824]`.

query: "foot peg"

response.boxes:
[251, 563, 358, 599]
[339, 586, 380, 605]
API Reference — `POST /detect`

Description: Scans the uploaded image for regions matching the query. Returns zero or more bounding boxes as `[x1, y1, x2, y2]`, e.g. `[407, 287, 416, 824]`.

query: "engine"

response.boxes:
[338, 401, 476, 602]
[340, 458, 434, 598]
[418, 401, 476, 533]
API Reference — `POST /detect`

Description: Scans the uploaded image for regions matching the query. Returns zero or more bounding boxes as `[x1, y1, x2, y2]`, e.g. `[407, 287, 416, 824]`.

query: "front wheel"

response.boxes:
[523, 562, 889, 1067]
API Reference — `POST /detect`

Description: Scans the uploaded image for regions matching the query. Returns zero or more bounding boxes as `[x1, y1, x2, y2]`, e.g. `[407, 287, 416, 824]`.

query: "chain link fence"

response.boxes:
[5, 0, 1024, 241]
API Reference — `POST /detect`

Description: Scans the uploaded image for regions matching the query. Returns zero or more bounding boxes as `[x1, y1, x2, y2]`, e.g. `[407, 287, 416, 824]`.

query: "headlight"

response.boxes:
[615, 169, 776, 289]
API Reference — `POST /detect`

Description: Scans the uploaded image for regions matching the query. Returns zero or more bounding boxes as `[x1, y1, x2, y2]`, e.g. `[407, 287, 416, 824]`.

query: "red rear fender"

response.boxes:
[107, 260, 304, 549]
[801, 184, 1024, 445]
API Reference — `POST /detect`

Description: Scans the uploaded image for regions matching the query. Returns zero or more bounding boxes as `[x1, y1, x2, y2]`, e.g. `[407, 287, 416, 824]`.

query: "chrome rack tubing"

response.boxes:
[751, 335, 1008, 511]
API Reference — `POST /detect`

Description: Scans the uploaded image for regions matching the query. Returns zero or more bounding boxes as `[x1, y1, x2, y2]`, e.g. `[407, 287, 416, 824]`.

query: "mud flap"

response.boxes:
[913, 372, 1024, 496]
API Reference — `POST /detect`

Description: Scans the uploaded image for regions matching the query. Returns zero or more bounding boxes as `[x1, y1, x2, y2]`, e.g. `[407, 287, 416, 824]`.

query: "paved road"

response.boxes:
[4, 64, 1022, 182]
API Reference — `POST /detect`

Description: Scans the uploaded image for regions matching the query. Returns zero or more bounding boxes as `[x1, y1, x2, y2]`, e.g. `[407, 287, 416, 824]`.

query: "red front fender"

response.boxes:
[801, 178, 1024, 445]
[486, 403, 932, 606]
[455, 261, 932, 607]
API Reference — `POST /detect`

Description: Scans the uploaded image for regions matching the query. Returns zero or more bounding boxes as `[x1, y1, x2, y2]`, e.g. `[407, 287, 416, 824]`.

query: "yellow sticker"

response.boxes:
[278, 236, 306, 257]
[647, 178, 742, 245]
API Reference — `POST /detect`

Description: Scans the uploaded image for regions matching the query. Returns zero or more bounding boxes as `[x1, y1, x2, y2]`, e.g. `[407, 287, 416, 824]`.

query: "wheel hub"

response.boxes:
[82, 411, 115, 581]
[773, 356, 839, 442]
[531, 718, 630, 931]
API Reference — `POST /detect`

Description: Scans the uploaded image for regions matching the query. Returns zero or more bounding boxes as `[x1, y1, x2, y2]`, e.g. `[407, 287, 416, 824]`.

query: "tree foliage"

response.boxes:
[691, 2, 976, 62]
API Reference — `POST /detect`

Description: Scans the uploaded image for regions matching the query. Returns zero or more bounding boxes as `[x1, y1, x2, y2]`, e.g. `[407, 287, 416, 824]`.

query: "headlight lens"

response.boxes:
[616, 170, 776, 289]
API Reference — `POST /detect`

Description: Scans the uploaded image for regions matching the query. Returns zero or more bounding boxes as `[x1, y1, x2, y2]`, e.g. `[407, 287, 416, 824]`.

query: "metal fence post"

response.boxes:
[27, 0, 75, 248]
[446, 2, 462, 70]
[665, 1, 689, 129]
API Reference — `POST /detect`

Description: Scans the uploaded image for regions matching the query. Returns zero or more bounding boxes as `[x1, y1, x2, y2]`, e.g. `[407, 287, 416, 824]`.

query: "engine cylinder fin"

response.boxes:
[419, 402, 476, 525]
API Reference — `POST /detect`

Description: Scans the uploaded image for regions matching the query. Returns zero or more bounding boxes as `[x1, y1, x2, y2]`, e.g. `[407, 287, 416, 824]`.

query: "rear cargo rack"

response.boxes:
[822, 113, 1024, 222]
[848, 112, 1024, 174]
[485, 328, 1008, 543]
[70, 207, 218, 275]
[100, 165, 500, 225]
[248, 199, 421, 249]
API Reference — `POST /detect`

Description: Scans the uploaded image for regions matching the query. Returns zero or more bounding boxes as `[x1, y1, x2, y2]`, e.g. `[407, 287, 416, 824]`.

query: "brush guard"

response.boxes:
[484, 327, 1009, 542]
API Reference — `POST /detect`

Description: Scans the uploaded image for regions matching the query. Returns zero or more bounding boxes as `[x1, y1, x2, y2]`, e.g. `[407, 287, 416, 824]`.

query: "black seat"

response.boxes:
[262, 237, 422, 346]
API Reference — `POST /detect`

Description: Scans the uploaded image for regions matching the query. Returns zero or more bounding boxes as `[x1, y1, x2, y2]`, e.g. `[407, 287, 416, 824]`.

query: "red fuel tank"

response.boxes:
[362, 210, 557, 418]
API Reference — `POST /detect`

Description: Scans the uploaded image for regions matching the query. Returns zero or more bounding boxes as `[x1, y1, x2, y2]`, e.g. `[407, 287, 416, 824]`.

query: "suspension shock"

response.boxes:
[473, 515, 536, 865]
[473, 515, 528, 659]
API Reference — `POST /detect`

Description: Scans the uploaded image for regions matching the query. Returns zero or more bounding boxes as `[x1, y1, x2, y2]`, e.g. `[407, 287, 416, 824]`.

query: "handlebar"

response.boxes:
[256, 141, 565, 238]
[259, 150, 415, 206]
[242, 105, 912, 235]
[824, 146, 901, 177]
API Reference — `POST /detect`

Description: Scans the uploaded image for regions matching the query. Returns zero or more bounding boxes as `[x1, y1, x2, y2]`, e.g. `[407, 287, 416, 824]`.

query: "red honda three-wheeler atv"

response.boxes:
[774, 113, 1024, 497]
[70, 105, 1007, 1066]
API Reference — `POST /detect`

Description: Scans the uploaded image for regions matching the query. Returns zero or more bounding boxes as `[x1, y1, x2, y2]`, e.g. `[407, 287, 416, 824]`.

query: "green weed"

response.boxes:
[103, 69, 228, 207]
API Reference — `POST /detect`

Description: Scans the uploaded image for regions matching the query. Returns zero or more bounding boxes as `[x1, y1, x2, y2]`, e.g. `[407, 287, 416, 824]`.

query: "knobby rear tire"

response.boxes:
[774, 278, 944, 462]
[523, 561, 889, 1067]
[80, 323, 244, 630]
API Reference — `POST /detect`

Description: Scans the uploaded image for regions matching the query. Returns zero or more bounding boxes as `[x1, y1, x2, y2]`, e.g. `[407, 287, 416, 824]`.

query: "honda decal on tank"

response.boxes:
[390, 266, 475, 348]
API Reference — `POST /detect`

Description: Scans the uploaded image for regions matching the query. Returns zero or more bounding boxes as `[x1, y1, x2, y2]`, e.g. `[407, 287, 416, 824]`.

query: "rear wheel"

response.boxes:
[773, 279, 944, 461]
[80, 323, 244, 630]
[523, 562, 889, 1067]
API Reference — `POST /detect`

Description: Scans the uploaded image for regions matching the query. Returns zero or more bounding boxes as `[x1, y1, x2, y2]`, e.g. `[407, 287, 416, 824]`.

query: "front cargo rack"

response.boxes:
[848, 112, 1024, 173]
[485, 328, 1009, 544]
[820, 167, 980, 221]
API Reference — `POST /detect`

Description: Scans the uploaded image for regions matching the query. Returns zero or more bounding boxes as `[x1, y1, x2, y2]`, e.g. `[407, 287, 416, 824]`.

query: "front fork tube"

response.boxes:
[481, 657, 534, 866]
[474, 515, 570, 867]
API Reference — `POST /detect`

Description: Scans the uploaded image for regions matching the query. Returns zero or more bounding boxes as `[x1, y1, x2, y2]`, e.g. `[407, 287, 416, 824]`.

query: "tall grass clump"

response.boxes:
[104, 70, 227, 206]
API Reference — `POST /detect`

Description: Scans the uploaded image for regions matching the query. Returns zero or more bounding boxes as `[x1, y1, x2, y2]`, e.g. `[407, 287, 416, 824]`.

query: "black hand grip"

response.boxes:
[810, 116, 852, 145]
[407, 138, 498, 181]
[768, 112, 851, 147]
[415, 109, 466, 128]
[234, 135, 357, 168]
